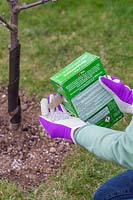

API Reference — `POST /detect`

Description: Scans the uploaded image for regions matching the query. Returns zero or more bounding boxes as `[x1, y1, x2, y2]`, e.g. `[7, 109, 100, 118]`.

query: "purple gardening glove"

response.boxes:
[99, 75, 133, 114]
[38, 94, 86, 143]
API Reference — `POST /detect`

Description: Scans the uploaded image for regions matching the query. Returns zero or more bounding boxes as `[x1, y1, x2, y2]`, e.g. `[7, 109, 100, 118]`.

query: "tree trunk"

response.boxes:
[8, 0, 21, 130]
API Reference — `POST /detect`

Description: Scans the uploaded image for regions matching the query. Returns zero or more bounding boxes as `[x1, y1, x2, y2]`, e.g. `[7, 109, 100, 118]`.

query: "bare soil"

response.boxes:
[0, 86, 71, 188]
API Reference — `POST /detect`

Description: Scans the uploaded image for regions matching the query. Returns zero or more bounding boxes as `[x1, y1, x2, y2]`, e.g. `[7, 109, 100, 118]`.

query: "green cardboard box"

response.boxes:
[50, 52, 123, 127]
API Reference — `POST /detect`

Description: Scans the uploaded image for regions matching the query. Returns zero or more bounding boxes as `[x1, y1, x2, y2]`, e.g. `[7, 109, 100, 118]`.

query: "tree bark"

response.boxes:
[8, 0, 21, 130]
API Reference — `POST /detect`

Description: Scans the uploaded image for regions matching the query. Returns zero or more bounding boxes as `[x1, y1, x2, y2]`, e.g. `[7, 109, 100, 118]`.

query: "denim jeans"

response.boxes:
[94, 170, 133, 200]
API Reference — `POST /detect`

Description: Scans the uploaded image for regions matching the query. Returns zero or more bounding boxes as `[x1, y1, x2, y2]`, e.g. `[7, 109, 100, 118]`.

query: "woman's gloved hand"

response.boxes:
[99, 75, 133, 114]
[38, 94, 86, 143]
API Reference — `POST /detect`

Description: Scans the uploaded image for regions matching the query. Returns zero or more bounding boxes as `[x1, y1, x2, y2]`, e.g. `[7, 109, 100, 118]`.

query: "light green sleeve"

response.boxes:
[74, 117, 133, 169]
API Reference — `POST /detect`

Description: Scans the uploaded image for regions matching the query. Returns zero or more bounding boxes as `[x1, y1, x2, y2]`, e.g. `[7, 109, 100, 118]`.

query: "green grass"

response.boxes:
[0, 180, 25, 200]
[0, 0, 132, 199]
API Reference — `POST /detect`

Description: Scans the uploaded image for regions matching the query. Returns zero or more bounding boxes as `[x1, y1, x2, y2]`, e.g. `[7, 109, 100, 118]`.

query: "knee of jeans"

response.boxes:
[93, 187, 106, 200]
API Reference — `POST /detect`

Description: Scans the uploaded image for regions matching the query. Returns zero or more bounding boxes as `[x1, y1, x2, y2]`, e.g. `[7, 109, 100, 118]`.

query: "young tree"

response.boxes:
[0, 0, 56, 130]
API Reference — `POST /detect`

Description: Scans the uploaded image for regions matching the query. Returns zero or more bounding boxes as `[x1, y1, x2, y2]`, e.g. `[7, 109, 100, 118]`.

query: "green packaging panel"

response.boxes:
[50, 52, 123, 127]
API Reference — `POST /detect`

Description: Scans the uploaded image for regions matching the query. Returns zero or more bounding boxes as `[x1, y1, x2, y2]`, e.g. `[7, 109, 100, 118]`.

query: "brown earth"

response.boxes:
[0, 86, 71, 188]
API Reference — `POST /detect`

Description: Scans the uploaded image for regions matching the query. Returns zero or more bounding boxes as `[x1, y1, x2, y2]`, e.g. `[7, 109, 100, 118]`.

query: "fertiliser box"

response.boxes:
[50, 52, 123, 128]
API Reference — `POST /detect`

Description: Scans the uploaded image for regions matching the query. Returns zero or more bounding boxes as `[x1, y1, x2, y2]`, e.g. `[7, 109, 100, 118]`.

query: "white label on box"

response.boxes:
[87, 107, 109, 124]
[72, 80, 112, 120]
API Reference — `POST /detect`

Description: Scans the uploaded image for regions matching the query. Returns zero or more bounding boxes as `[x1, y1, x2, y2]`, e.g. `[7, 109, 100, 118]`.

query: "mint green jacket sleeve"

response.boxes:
[74, 117, 133, 169]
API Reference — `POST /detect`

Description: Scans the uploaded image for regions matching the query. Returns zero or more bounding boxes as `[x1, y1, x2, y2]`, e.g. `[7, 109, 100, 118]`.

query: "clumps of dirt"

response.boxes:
[0, 86, 71, 188]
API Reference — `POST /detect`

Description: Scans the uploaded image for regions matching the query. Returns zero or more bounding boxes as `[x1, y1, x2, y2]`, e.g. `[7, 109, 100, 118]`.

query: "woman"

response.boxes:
[39, 75, 133, 200]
